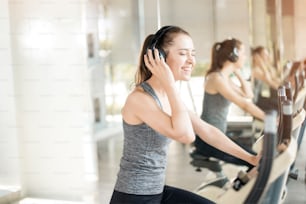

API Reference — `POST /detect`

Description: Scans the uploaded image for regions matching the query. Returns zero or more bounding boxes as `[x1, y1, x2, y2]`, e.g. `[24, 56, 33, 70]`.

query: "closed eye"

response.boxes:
[178, 50, 196, 57]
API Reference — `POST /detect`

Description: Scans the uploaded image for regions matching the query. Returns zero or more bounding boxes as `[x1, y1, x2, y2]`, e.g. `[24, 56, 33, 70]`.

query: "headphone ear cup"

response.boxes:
[158, 48, 166, 59]
[228, 47, 239, 62]
[148, 47, 166, 59]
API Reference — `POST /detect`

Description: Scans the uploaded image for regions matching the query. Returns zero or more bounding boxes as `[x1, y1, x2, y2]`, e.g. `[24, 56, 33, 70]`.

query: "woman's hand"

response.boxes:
[144, 49, 175, 86]
[250, 153, 262, 166]
[232, 69, 254, 99]
[233, 69, 243, 78]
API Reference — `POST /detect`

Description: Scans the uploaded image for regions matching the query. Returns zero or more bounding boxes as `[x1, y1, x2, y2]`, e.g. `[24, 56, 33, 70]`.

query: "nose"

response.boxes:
[187, 54, 195, 65]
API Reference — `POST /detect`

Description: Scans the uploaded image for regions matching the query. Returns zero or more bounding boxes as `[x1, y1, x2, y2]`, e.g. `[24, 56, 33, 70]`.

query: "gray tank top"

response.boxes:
[201, 91, 231, 133]
[114, 81, 171, 195]
[253, 78, 263, 103]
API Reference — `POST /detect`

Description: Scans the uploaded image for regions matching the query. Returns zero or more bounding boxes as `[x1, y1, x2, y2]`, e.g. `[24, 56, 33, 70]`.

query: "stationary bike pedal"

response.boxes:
[232, 170, 249, 191]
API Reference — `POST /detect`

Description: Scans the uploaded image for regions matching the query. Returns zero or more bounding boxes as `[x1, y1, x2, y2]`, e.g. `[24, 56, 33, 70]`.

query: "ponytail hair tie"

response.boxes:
[215, 43, 221, 51]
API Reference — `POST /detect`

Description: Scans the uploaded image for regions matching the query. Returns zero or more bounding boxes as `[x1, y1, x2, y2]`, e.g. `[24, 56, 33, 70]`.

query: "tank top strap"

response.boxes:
[140, 81, 163, 110]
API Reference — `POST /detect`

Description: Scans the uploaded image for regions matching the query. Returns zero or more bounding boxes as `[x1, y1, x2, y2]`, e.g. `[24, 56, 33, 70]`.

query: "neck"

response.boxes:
[146, 76, 179, 96]
[221, 62, 235, 77]
[146, 77, 167, 95]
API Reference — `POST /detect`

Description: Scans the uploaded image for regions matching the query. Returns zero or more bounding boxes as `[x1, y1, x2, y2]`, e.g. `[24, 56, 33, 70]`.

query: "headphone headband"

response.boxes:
[148, 25, 174, 59]
[150, 26, 173, 49]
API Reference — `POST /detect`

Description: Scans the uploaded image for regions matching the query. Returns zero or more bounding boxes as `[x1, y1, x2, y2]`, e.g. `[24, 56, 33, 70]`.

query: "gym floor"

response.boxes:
[98, 130, 306, 203]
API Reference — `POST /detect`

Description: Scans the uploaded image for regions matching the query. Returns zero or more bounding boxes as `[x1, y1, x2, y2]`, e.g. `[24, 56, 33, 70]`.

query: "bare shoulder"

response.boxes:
[123, 86, 142, 111]
[124, 86, 150, 107]
[205, 72, 226, 92]
[252, 67, 266, 80]
[206, 72, 223, 83]
[252, 67, 264, 75]
[122, 85, 156, 124]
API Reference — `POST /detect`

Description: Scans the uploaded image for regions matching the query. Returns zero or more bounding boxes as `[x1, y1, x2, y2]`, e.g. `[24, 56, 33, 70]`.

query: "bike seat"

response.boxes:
[190, 149, 222, 172]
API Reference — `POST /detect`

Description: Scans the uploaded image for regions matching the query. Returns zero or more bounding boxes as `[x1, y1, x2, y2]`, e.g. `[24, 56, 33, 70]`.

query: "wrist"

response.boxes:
[249, 154, 259, 166]
[234, 70, 243, 79]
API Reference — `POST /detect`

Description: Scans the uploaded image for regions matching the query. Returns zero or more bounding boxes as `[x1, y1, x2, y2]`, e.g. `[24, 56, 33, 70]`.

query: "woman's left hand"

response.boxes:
[250, 153, 262, 166]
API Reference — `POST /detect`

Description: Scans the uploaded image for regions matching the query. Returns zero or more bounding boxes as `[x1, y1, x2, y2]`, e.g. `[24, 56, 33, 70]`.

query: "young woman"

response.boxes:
[251, 46, 282, 111]
[251, 46, 281, 90]
[110, 27, 260, 204]
[194, 38, 265, 168]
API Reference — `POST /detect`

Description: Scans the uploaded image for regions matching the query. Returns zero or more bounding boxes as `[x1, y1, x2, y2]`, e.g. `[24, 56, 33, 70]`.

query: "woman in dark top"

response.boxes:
[194, 38, 265, 168]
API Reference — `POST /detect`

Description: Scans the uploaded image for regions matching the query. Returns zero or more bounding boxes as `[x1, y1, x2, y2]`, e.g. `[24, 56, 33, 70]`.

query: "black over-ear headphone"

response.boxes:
[147, 25, 174, 59]
[228, 39, 239, 63]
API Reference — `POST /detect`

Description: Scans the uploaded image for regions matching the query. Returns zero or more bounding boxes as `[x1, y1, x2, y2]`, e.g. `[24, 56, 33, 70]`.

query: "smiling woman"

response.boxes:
[109, 25, 261, 204]
[2, 0, 306, 203]
[99, 0, 262, 128]
[110, 25, 213, 204]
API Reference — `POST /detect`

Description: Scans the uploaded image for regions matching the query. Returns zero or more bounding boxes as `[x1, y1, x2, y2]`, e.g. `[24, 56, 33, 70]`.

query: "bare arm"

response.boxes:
[213, 74, 265, 121]
[232, 70, 254, 99]
[122, 49, 194, 144]
[253, 67, 280, 90]
[189, 110, 260, 166]
[253, 54, 281, 89]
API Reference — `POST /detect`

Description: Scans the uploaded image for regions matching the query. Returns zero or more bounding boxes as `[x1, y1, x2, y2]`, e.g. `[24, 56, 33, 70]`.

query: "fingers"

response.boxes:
[144, 49, 153, 69]
[144, 49, 165, 73]
[144, 52, 151, 69]
[145, 49, 163, 63]
[154, 48, 162, 62]
[143, 49, 174, 83]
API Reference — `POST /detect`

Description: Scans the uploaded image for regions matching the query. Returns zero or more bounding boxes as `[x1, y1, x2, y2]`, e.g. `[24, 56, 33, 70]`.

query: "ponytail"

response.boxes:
[134, 34, 155, 85]
[206, 38, 242, 76]
[206, 42, 222, 75]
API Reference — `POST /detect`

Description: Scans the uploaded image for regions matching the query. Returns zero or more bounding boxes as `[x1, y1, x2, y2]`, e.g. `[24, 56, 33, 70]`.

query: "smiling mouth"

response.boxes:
[182, 68, 192, 72]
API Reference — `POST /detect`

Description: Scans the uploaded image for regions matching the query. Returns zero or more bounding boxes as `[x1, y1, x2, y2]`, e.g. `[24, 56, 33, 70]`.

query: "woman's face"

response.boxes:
[165, 34, 196, 81]
[260, 48, 271, 62]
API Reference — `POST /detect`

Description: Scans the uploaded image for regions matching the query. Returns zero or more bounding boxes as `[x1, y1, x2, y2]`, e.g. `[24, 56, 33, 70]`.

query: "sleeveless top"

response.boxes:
[253, 78, 263, 103]
[114, 81, 171, 195]
[200, 91, 231, 133]
[200, 72, 231, 133]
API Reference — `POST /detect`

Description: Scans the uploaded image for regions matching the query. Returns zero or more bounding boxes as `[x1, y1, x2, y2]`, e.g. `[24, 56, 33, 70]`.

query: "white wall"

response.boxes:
[252, 0, 268, 47]
[2, 0, 99, 202]
[0, 0, 21, 187]
[294, 0, 306, 60]
[214, 0, 250, 44]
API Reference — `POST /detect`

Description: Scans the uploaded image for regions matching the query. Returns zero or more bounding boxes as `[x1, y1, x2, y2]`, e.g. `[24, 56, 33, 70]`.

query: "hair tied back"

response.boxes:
[216, 43, 221, 51]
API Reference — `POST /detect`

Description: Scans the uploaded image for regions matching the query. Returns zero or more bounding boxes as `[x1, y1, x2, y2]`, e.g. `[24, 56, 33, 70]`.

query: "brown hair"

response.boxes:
[206, 38, 242, 75]
[251, 45, 265, 56]
[134, 26, 190, 85]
